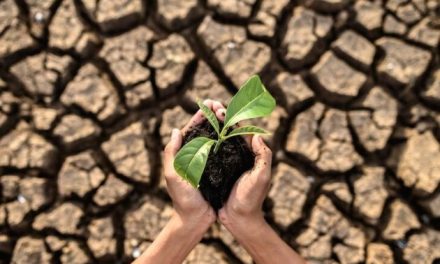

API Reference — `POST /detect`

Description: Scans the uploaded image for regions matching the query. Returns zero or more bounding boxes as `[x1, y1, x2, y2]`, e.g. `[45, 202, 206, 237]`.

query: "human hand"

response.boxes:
[218, 135, 272, 228]
[159, 102, 304, 264]
[216, 137, 306, 264]
[134, 101, 226, 264]
[163, 100, 226, 227]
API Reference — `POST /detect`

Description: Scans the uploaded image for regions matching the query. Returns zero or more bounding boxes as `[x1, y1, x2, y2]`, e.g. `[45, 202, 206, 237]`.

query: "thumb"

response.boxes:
[164, 129, 182, 175]
[251, 135, 272, 178]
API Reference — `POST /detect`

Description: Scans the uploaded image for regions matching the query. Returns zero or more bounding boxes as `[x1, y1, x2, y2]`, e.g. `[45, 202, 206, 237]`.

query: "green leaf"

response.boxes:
[173, 137, 215, 188]
[197, 100, 220, 135]
[223, 75, 275, 132]
[224, 125, 270, 140]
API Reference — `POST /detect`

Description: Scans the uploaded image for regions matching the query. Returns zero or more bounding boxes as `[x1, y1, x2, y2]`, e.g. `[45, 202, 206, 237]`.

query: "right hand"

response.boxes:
[218, 135, 273, 227]
[217, 136, 307, 264]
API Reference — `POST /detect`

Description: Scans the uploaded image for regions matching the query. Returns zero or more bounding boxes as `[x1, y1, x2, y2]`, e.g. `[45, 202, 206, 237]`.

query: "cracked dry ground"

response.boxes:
[0, 0, 440, 263]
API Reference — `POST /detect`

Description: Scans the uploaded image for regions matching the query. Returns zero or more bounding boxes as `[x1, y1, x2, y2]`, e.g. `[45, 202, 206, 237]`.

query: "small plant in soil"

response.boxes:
[173, 75, 276, 210]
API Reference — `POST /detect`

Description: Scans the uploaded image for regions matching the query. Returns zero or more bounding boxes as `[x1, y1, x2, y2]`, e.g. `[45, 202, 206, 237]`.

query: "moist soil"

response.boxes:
[183, 120, 254, 211]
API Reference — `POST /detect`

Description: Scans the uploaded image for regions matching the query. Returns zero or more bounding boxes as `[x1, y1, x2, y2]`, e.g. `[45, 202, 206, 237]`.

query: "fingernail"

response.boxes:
[257, 135, 264, 144]
[203, 99, 211, 106]
[220, 109, 226, 116]
[171, 128, 179, 140]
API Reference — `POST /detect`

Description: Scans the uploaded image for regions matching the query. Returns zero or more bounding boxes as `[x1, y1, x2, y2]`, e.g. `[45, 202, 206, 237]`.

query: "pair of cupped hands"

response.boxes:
[164, 99, 272, 231]
[137, 99, 305, 264]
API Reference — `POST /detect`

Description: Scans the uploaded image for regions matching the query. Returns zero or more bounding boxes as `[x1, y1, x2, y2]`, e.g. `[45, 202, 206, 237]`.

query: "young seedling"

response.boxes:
[173, 75, 276, 188]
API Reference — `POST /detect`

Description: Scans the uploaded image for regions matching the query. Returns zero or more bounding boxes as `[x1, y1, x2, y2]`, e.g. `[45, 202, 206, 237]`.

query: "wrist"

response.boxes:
[173, 209, 215, 236]
[219, 208, 267, 237]
[219, 210, 307, 264]
[134, 210, 213, 264]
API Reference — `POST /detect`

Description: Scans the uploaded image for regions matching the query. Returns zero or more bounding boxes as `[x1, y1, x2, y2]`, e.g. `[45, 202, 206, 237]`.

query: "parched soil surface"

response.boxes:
[1, 0, 440, 263]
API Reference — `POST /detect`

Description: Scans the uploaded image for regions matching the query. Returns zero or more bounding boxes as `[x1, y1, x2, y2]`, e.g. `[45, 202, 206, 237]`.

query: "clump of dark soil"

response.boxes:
[183, 120, 254, 211]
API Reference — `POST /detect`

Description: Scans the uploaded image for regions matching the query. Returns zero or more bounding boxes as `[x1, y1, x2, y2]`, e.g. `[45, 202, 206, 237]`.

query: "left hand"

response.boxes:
[163, 100, 226, 226]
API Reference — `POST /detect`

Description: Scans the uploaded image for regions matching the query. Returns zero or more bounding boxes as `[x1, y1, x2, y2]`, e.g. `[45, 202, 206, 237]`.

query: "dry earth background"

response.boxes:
[0, 0, 440, 263]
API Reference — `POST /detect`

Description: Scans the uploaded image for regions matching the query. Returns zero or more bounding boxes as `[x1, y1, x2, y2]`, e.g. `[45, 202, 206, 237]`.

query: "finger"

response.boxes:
[236, 121, 252, 146]
[203, 99, 215, 108]
[164, 128, 182, 177]
[212, 101, 225, 112]
[244, 134, 252, 147]
[251, 135, 272, 179]
[215, 108, 226, 121]
[182, 100, 215, 134]
[182, 110, 204, 134]
[213, 100, 226, 121]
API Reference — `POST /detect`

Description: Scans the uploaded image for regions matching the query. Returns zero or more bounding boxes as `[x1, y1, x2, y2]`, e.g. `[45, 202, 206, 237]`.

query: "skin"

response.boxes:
[218, 134, 306, 264]
[134, 100, 306, 264]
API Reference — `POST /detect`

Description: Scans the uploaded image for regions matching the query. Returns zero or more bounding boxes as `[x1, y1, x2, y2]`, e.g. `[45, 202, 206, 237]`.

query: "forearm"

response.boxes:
[133, 213, 209, 264]
[224, 216, 306, 264]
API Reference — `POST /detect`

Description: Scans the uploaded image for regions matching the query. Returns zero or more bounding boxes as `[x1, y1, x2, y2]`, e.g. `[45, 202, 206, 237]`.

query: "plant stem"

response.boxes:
[213, 139, 223, 153]
[214, 126, 228, 153]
